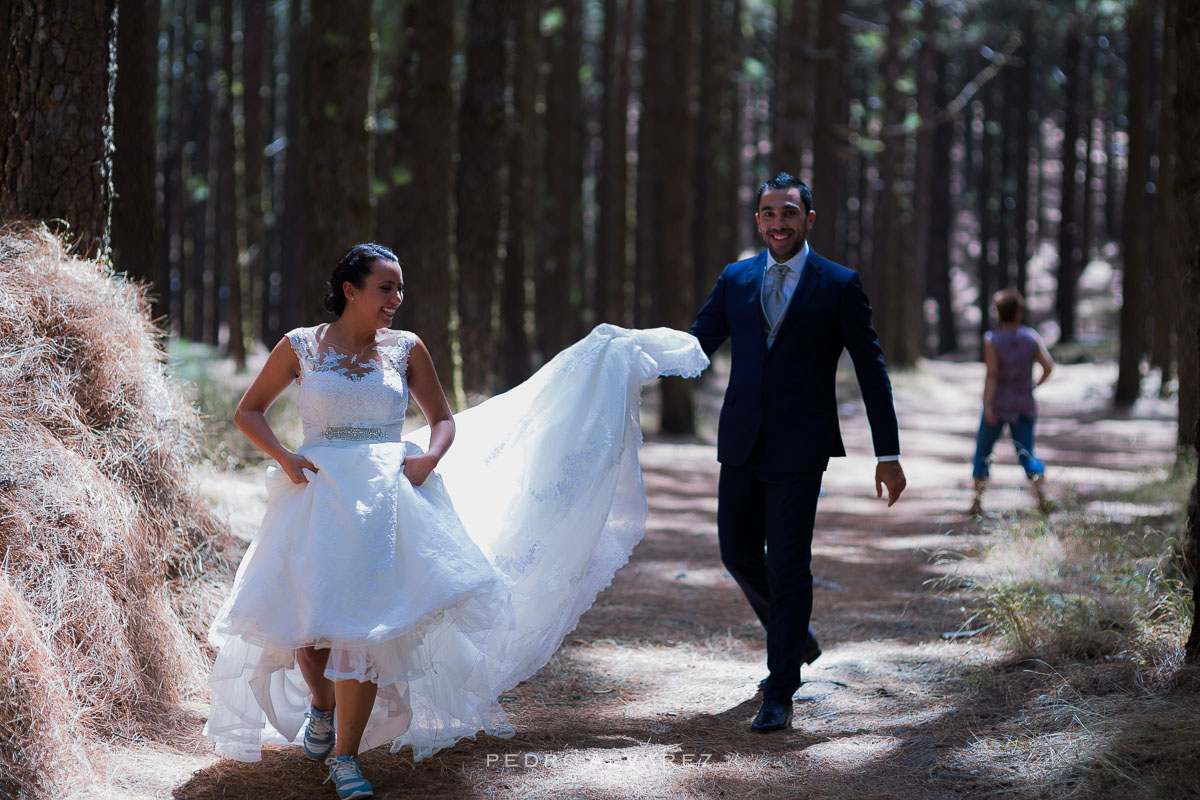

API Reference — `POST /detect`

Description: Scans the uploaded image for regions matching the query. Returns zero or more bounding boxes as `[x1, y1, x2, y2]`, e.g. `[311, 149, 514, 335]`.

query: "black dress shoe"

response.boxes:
[751, 699, 793, 732]
[757, 637, 823, 691]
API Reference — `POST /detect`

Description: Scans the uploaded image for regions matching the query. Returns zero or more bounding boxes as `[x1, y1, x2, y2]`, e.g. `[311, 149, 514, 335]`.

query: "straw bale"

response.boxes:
[0, 224, 236, 796]
[0, 575, 92, 798]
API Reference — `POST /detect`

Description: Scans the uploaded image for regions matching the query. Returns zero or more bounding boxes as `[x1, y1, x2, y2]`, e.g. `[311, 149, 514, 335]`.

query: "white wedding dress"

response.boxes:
[204, 324, 708, 762]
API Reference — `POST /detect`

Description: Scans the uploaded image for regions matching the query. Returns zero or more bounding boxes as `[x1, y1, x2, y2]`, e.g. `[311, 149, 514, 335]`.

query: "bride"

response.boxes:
[204, 243, 707, 798]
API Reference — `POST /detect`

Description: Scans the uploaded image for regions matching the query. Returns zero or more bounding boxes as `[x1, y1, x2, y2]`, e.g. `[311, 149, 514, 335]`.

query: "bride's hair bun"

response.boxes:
[325, 243, 401, 316]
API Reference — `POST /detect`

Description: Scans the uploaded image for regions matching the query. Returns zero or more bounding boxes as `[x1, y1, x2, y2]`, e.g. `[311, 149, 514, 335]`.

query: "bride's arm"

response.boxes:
[405, 337, 454, 486]
[234, 337, 317, 484]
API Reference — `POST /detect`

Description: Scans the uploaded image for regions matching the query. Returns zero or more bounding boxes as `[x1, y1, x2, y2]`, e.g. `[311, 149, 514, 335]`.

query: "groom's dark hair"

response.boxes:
[757, 172, 813, 214]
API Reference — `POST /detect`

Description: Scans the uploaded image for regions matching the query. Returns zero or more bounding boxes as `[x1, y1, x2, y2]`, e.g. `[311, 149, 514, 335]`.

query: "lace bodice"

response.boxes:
[285, 326, 418, 446]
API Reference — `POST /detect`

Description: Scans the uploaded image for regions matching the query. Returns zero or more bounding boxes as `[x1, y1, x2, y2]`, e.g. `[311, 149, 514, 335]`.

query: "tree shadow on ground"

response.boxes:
[176, 360, 1191, 799]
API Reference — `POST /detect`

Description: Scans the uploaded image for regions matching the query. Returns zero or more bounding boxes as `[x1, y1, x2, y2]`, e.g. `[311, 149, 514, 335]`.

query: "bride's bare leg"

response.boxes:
[296, 646, 335, 711]
[333, 678, 379, 756]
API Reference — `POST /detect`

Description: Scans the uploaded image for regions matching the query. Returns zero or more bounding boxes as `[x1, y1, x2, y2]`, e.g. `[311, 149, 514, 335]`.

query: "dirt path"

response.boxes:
[124, 358, 1177, 800]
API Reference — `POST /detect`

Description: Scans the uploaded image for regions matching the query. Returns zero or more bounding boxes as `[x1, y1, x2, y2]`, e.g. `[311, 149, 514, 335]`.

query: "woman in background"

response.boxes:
[969, 289, 1054, 516]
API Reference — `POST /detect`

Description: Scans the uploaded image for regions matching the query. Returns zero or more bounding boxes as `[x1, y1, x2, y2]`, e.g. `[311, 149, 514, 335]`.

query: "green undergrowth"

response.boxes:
[166, 339, 302, 469]
[943, 463, 1192, 662]
[936, 460, 1199, 798]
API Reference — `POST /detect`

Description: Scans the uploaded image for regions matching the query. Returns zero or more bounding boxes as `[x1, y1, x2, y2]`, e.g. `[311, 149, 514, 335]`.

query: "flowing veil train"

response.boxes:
[406, 324, 708, 695]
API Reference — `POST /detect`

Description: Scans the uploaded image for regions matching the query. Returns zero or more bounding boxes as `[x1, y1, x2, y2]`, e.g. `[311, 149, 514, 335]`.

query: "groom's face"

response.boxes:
[756, 187, 814, 262]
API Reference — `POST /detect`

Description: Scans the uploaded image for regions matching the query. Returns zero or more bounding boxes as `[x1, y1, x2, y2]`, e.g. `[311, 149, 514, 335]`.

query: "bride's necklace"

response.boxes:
[320, 325, 377, 358]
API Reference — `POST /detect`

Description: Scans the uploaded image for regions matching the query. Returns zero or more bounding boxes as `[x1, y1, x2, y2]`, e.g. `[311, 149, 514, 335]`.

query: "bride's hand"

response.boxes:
[277, 451, 318, 484]
[404, 453, 438, 487]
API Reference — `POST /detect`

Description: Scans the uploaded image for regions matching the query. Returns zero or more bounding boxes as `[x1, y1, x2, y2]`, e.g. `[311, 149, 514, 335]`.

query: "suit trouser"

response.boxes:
[717, 449, 823, 704]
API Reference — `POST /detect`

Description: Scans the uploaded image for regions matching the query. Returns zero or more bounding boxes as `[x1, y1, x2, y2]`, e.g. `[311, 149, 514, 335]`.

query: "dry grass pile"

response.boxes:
[0, 225, 234, 797]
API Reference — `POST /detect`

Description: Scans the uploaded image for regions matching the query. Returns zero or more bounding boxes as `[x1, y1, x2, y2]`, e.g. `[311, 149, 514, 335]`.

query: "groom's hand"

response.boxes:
[875, 460, 907, 507]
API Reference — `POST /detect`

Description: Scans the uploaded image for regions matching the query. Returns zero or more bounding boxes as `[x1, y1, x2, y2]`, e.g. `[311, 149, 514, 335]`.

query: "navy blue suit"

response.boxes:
[689, 248, 900, 702]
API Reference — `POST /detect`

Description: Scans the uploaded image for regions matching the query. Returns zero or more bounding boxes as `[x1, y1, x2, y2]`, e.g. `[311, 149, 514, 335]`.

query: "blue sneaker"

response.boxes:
[302, 706, 335, 760]
[324, 755, 373, 798]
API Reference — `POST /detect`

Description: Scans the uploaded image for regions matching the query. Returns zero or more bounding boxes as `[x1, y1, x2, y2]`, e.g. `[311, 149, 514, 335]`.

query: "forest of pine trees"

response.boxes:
[0, 5, 1169, 415]
[0, 0, 1189, 428]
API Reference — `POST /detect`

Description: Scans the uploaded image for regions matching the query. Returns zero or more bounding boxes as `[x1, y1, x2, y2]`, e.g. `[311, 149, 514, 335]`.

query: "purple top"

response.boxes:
[986, 326, 1040, 423]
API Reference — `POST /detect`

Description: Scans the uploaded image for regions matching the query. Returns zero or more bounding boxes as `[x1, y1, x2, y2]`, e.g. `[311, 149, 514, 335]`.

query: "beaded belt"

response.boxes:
[322, 425, 384, 442]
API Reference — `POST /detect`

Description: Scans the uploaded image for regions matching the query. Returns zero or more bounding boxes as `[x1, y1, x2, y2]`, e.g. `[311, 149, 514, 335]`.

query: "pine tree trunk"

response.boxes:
[162, 7, 184, 330]
[1176, 0, 1199, 452]
[657, 0, 698, 434]
[851, 112, 870, 276]
[1178, 272, 1198, 449]
[876, 0, 919, 366]
[406, 0, 456, 386]
[929, 51, 955, 354]
[301, 0, 372, 323]
[1175, 0, 1200, 664]
[373, 2, 415, 291]
[262, 5, 282, 342]
[565, 3, 585, 340]
[977, 79, 996, 347]
[375, 4, 421, 361]
[771, 0, 810, 176]
[1116, 0, 1154, 408]
[216, 0, 244, 366]
[184, 0, 214, 342]
[810, 0, 845, 263]
[537, 0, 582, 358]
[633, 0, 666, 329]
[456, 0, 507, 396]
[717, 0, 744, 263]
[500, 0, 540, 390]
[912, 0, 937, 356]
[874, 15, 900, 349]
[242, 0, 268, 347]
[1057, 31, 1084, 343]
[1080, 40, 1100, 268]
[998, 66, 1015, 289]
[272, 0, 308, 339]
[208, 0, 229, 348]
[1104, 31, 1124, 244]
[112, 0, 161, 302]
[694, 0, 740, 313]
[0, 1, 9, 67]
[597, 0, 631, 327]
[0, 1, 117, 257]
[1014, 7, 1036, 297]
[1151, 0, 1179, 390]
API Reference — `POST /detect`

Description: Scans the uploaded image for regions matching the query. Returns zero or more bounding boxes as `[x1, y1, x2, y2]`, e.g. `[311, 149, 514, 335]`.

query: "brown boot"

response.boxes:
[968, 478, 987, 516]
[1030, 474, 1051, 514]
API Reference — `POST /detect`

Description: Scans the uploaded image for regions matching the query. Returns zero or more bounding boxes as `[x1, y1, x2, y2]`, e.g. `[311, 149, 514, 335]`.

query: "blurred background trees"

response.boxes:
[0, 0, 1191, 437]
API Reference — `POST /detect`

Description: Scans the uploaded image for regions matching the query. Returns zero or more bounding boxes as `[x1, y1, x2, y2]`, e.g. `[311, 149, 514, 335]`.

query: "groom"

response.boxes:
[688, 172, 906, 732]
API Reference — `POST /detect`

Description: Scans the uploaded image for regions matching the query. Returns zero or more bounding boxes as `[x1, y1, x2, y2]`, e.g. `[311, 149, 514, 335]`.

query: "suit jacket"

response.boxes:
[689, 249, 900, 472]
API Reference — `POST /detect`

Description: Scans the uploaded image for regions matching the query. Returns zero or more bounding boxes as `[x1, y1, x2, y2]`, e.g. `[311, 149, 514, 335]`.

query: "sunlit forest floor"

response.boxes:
[85, 239, 1195, 800]
[90, 332, 1199, 799]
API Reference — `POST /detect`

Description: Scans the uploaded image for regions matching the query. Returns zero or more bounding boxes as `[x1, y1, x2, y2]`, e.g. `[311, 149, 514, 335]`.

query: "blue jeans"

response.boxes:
[972, 413, 1044, 480]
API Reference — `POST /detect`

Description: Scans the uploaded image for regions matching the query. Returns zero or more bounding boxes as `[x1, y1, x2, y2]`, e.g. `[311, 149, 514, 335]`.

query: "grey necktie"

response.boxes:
[764, 263, 791, 329]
